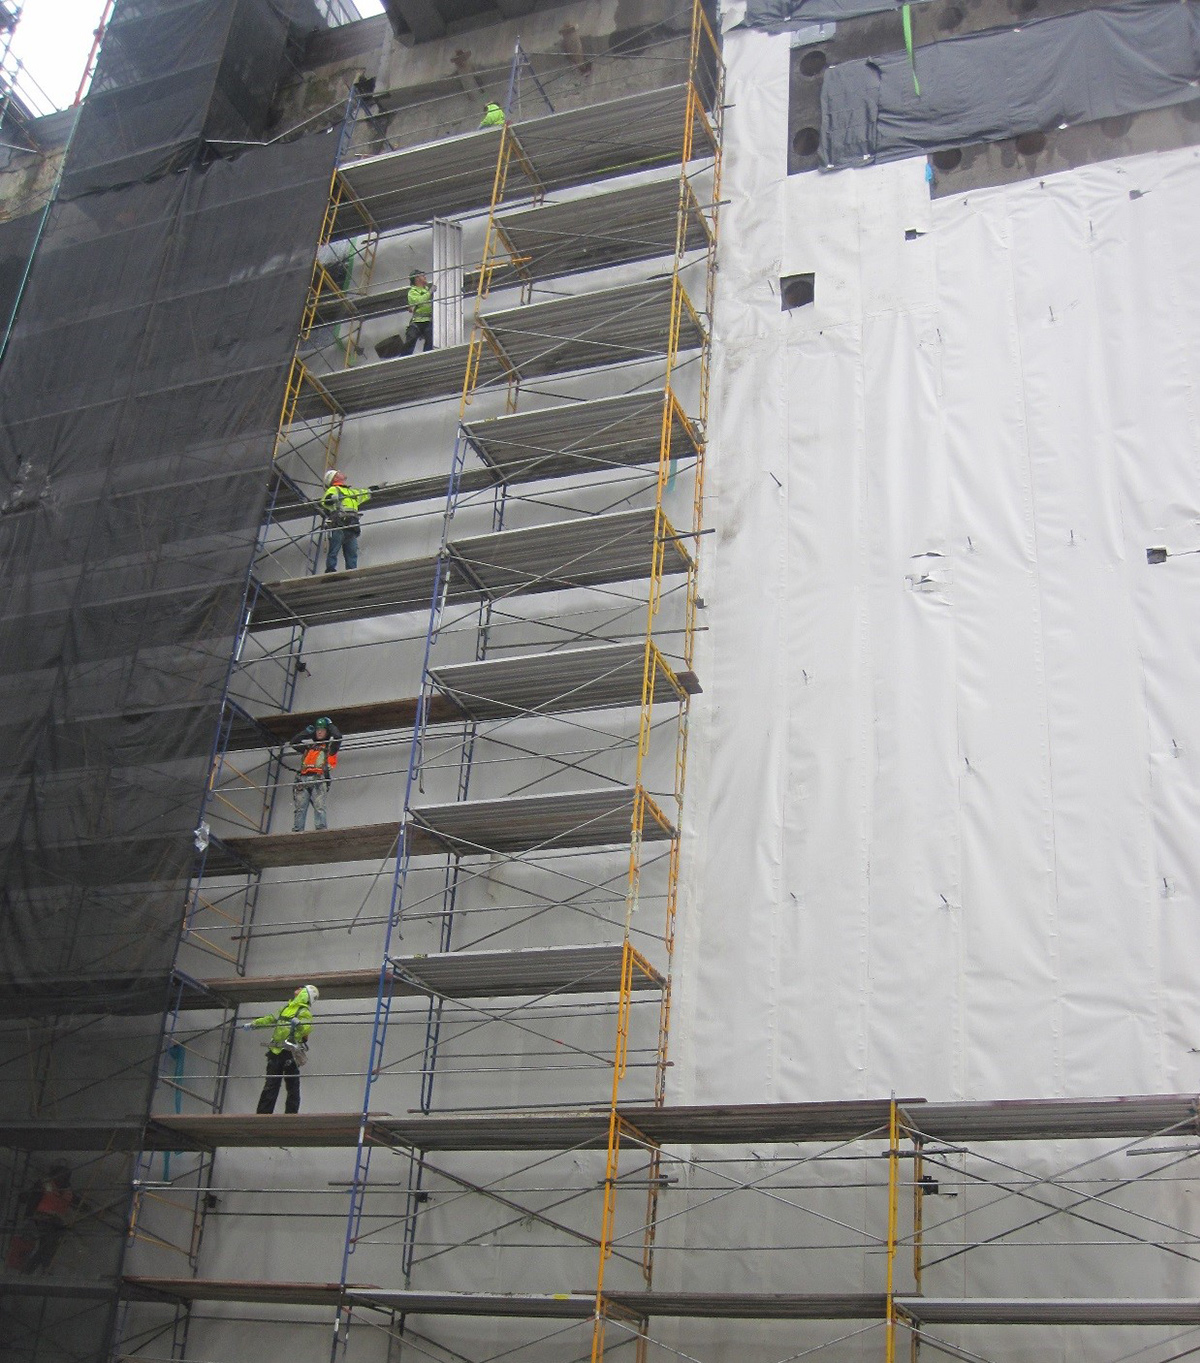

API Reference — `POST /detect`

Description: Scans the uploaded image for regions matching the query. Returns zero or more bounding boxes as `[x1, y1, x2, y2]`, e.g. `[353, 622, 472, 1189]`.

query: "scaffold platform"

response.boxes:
[332, 85, 709, 236]
[250, 507, 692, 631]
[430, 641, 699, 721]
[4, 1094, 1195, 1154]
[206, 784, 675, 875]
[17, 1275, 1200, 1328]
[109, 1281, 1200, 1326]
[0, 944, 665, 1019]
[293, 277, 704, 419]
[271, 390, 701, 522]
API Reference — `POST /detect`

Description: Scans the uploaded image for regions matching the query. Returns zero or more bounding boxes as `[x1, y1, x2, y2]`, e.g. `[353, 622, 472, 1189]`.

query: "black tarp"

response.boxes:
[819, 0, 1200, 166]
[0, 134, 338, 990]
[61, 0, 303, 199]
[0, 4, 339, 1356]
[744, 0, 918, 29]
[0, 208, 45, 352]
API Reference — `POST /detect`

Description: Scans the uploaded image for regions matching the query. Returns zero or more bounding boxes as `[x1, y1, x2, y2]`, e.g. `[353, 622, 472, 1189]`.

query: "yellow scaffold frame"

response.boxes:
[592, 3, 725, 1359]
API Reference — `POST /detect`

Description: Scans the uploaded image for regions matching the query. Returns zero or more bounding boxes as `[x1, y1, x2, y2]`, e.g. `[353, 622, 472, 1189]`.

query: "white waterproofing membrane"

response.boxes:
[175, 31, 1200, 1363]
[683, 26, 1200, 1112]
[663, 26, 1200, 1354]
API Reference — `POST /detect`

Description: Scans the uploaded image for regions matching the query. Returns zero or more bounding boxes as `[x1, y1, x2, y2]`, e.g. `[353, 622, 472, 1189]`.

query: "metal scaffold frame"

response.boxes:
[16, 1094, 1200, 1363]
[325, 8, 725, 1359]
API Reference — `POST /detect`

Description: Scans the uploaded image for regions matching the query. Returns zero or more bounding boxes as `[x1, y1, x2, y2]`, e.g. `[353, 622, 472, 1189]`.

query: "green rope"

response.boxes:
[902, 3, 921, 95]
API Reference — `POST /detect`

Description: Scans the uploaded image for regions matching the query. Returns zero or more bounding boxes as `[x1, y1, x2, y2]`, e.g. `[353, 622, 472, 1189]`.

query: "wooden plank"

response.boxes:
[207, 822, 407, 875]
[230, 694, 462, 751]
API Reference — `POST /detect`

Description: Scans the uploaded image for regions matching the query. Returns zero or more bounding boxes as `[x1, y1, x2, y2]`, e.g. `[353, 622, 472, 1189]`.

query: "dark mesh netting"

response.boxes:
[62, 0, 305, 200]
[0, 209, 46, 348]
[0, 3, 339, 1353]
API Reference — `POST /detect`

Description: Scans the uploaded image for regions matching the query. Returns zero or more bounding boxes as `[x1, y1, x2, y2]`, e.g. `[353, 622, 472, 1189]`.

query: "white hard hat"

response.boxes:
[302, 984, 320, 1002]
[323, 470, 339, 487]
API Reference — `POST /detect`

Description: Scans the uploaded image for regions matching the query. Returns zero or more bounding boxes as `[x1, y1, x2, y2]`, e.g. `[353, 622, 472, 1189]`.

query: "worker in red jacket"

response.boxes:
[16, 1163, 76, 1273]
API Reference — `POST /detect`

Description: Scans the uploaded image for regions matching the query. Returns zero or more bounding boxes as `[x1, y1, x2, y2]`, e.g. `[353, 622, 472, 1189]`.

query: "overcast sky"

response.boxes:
[10, 0, 385, 112]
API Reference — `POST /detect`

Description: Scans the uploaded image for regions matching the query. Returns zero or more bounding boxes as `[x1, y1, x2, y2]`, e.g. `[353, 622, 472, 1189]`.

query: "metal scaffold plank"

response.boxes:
[197, 944, 664, 1004]
[5, 1094, 1197, 1154]
[238, 643, 695, 750]
[481, 276, 704, 381]
[334, 86, 702, 236]
[124, 1278, 347, 1308]
[896, 1298, 1200, 1325]
[250, 553, 440, 628]
[250, 507, 692, 631]
[412, 785, 676, 855]
[293, 342, 474, 417]
[446, 505, 692, 600]
[429, 641, 699, 721]
[292, 278, 703, 420]
[17, 1278, 1198, 1326]
[349, 1290, 895, 1320]
[461, 389, 701, 484]
[485, 177, 713, 288]
[117, 1281, 891, 1318]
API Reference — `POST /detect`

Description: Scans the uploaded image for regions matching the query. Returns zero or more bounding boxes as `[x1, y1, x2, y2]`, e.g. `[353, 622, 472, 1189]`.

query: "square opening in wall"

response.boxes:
[781, 273, 815, 310]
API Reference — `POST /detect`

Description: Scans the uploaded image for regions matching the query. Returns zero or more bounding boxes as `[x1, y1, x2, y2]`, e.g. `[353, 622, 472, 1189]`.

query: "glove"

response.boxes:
[240, 1022, 255, 1031]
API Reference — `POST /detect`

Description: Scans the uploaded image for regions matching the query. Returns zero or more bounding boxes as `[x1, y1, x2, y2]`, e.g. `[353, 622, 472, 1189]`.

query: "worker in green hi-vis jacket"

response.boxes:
[243, 984, 320, 1114]
[479, 101, 506, 128]
[399, 269, 435, 355]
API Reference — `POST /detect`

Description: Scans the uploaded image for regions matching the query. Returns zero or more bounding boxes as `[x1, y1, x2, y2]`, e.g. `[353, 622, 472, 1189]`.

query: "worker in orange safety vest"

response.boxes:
[290, 716, 342, 832]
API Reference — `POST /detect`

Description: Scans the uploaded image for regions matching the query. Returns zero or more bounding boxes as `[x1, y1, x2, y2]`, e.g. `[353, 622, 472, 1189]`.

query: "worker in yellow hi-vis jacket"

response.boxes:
[244, 984, 320, 1114]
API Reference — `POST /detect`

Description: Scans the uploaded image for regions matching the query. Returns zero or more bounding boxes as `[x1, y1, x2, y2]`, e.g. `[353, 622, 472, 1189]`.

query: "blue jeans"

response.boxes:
[326, 527, 359, 573]
[293, 776, 328, 831]
[400, 319, 433, 355]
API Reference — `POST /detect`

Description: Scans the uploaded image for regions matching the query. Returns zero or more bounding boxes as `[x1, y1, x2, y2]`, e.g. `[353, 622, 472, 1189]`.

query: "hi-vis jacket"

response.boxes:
[406, 284, 433, 323]
[321, 482, 371, 528]
[250, 988, 314, 1054]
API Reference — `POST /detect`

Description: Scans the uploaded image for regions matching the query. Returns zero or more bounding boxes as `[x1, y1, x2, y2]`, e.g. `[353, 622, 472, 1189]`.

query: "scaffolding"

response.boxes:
[18, 1096, 1200, 1363]
[323, 9, 723, 1356]
[78, 20, 725, 1359]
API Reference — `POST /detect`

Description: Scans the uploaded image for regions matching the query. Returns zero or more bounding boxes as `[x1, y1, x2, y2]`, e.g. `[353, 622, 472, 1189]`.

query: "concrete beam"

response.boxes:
[385, 0, 448, 43]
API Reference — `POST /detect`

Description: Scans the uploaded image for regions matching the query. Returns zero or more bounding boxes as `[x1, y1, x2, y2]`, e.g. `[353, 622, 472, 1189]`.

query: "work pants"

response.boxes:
[400, 318, 434, 355]
[22, 1217, 65, 1273]
[292, 775, 328, 831]
[325, 525, 359, 572]
[257, 1049, 302, 1114]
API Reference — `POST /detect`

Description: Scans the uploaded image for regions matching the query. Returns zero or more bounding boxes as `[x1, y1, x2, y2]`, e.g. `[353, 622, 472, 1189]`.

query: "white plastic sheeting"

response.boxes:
[678, 26, 1200, 1112]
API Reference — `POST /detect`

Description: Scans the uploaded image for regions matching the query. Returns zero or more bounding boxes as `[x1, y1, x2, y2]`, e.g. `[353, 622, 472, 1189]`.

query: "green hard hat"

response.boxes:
[315, 717, 331, 728]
